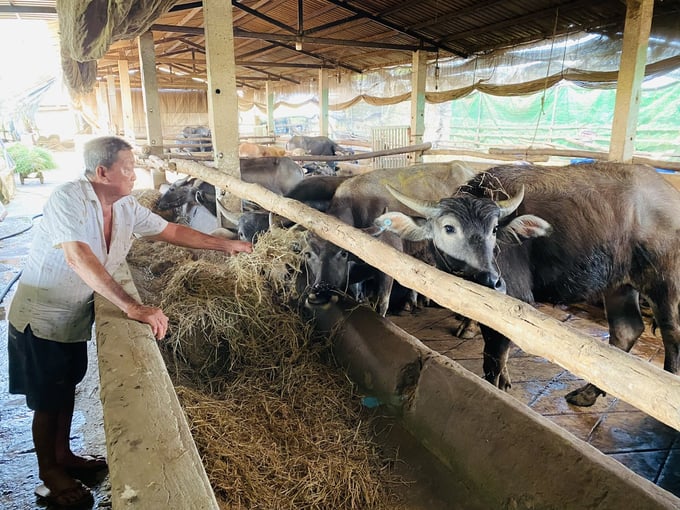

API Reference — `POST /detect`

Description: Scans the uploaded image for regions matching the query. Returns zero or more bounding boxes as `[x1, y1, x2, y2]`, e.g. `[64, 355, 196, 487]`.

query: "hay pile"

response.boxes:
[126, 227, 401, 509]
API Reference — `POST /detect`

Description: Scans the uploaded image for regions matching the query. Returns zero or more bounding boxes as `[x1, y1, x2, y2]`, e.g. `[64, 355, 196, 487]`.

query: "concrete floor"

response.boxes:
[0, 158, 111, 509]
[389, 303, 680, 501]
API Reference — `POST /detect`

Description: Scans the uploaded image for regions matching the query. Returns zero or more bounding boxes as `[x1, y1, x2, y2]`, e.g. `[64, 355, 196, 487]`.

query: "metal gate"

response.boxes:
[371, 126, 410, 169]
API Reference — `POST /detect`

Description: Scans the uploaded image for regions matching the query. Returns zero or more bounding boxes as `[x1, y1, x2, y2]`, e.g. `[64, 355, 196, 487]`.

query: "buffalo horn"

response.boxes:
[220, 210, 242, 227]
[385, 185, 439, 217]
[496, 186, 524, 219]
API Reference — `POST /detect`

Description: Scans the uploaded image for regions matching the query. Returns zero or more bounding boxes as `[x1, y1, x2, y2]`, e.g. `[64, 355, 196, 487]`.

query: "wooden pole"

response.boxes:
[410, 50, 427, 162]
[289, 142, 432, 162]
[609, 0, 654, 162]
[488, 146, 680, 171]
[170, 158, 680, 431]
[117, 58, 135, 141]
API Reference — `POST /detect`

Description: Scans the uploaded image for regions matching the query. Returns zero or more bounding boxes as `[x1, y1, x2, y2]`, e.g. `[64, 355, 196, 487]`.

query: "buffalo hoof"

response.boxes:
[565, 383, 606, 407]
[485, 371, 511, 392]
[455, 318, 479, 339]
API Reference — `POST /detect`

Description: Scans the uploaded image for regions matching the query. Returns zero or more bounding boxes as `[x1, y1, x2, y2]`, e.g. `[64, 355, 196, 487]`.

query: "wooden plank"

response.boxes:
[169, 158, 680, 432]
[95, 264, 219, 510]
[609, 0, 654, 162]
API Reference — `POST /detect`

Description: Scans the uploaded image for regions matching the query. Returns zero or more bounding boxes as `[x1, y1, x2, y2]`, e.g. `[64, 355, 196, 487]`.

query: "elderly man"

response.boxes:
[7, 136, 252, 508]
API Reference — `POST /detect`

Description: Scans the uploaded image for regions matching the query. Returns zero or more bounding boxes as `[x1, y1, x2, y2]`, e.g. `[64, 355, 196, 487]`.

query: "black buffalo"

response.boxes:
[158, 157, 305, 213]
[302, 161, 480, 316]
[376, 162, 680, 406]
[157, 176, 216, 215]
[223, 175, 350, 243]
[286, 135, 349, 156]
[176, 125, 212, 152]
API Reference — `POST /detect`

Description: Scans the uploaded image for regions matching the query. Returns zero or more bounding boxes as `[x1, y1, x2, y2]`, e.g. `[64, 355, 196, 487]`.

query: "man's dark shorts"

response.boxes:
[8, 323, 88, 411]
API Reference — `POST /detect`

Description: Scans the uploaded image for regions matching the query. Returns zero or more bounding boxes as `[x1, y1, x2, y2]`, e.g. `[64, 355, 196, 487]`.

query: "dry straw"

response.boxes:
[127, 225, 401, 509]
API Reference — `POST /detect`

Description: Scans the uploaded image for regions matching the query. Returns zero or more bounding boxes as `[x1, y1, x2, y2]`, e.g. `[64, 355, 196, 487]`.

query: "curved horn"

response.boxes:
[385, 185, 439, 218]
[220, 210, 243, 227]
[496, 186, 525, 219]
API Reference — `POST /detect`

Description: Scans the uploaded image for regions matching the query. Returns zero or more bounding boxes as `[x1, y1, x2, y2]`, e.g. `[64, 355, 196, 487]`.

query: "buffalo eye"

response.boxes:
[444, 224, 456, 234]
[340, 250, 348, 258]
[492, 225, 498, 234]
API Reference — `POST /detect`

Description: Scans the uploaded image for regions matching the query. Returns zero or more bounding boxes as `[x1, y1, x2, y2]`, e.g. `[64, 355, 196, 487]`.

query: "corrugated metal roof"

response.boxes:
[1, 0, 679, 92]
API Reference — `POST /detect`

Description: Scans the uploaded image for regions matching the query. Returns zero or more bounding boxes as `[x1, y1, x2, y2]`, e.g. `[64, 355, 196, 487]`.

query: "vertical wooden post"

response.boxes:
[105, 74, 119, 135]
[410, 50, 427, 163]
[204, 0, 241, 218]
[96, 81, 109, 134]
[138, 30, 165, 187]
[319, 68, 329, 136]
[117, 58, 136, 142]
[266, 80, 275, 137]
[609, 0, 654, 163]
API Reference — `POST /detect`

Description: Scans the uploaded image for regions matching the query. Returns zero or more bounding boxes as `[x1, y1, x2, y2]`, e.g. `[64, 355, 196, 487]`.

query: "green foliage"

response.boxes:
[6, 143, 57, 176]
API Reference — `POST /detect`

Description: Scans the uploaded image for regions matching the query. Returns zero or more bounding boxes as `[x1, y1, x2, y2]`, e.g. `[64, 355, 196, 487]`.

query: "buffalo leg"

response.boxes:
[648, 297, 680, 375]
[566, 285, 645, 407]
[375, 273, 394, 317]
[480, 325, 513, 391]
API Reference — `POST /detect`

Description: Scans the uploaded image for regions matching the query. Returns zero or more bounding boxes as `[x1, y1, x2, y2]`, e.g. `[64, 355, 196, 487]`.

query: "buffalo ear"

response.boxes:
[374, 212, 432, 242]
[498, 214, 552, 244]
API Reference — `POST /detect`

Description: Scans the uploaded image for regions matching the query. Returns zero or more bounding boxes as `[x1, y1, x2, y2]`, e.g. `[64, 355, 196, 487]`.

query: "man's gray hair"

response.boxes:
[83, 136, 133, 177]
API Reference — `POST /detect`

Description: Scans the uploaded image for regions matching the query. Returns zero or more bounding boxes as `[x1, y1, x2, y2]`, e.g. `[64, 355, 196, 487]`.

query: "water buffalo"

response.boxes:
[239, 157, 305, 196]
[286, 135, 350, 156]
[158, 157, 305, 213]
[176, 125, 212, 152]
[239, 142, 287, 158]
[157, 176, 217, 215]
[223, 175, 350, 242]
[301, 161, 482, 316]
[375, 162, 680, 406]
[287, 135, 353, 173]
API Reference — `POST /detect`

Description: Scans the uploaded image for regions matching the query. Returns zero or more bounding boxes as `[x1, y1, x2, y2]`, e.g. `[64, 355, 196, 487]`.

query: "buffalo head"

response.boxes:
[157, 177, 217, 215]
[375, 185, 552, 291]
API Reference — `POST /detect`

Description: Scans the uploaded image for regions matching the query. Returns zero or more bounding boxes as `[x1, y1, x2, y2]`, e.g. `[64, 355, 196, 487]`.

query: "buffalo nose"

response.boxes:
[474, 271, 503, 290]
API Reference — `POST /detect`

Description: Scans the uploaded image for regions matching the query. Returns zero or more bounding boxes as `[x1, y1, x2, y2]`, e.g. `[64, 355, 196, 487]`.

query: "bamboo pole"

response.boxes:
[170, 158, 680, 431]
[288, 142, 432, 162]
[488, 147, 680, 171]
[426, 148, 549, 162]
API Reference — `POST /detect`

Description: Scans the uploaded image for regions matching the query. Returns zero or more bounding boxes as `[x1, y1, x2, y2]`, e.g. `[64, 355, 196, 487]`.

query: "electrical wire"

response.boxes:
[0, 213, 42, 303]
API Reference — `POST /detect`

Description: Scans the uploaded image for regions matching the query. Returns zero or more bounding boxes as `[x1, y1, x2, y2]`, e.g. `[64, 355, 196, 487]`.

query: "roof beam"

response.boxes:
[321, 0, 468, 57]
[150, 24, 435, 52]
[302, 14, 363, 36]
[232, 0, 298, 34]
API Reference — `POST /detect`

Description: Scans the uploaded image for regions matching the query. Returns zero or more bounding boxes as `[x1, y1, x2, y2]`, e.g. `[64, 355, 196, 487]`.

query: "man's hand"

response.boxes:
[126, 303, 169, 340]
[222, 239, 253, 255]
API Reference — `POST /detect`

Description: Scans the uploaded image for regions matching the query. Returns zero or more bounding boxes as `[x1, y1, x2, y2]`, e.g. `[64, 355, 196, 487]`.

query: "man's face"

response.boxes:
[105, 149, 136, 197]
